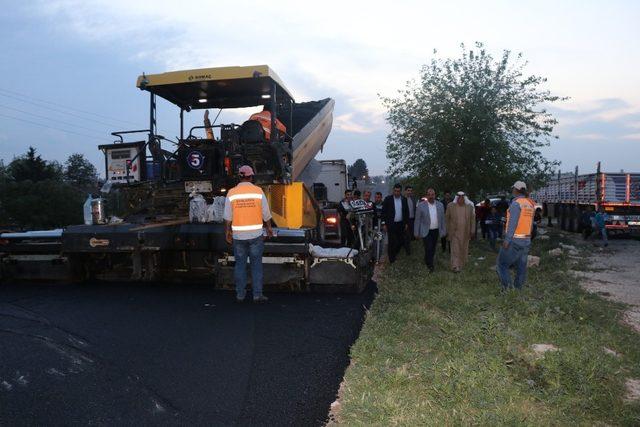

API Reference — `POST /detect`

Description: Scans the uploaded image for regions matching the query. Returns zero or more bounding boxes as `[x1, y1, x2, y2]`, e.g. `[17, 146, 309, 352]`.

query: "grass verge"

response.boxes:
[337, 231, 640, 425]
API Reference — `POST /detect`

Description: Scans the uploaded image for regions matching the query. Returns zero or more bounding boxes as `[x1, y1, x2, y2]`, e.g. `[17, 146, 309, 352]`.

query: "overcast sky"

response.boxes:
[1, 0, 639, 176]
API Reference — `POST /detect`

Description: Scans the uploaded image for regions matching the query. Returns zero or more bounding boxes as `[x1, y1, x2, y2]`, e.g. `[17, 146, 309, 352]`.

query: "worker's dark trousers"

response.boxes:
[479, 221, 487, 239]
[422, 229, 439, 271]
[340, 221, 353, 247]
[404, 218, 414, 255]
[387, 222, 405, 263]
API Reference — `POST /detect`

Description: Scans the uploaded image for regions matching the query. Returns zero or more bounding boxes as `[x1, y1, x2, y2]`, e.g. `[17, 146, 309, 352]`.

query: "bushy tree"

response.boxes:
[348, 159, 369, 180]
[0, 160, 8, 183]
[0, 180, 83, 228]
[383, 42, 563, 197]
[8, 146, 63, 182]
[0, 148, 88, 229]
[64, 153, 99, 191]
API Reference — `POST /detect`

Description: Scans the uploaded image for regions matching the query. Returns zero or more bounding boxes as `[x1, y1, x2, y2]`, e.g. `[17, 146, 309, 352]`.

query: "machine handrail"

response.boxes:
[188, 124, 240, 139]
[111, 129, 151, 143]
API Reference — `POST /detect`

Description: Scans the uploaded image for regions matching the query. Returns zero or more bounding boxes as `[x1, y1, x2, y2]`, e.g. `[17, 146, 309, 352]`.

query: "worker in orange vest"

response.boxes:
[249, 105, 286, 142]
[496, 181, 536, 290]
[223, 165, 274, 302]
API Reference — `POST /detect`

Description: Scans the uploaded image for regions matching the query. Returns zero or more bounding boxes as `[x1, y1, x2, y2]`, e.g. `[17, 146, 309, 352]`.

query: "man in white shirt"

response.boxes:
[414, 188, 446, 272]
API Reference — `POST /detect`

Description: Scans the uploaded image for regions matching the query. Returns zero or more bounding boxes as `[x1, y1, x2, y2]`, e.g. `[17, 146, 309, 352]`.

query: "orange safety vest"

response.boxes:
[505, 197, 535, 238]
[227, 183, 264, 232]
[249, 110, 286, 142]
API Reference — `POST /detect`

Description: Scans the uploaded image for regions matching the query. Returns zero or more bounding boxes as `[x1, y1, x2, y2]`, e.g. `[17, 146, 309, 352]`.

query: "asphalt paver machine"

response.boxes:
[0, 65, 375, 292]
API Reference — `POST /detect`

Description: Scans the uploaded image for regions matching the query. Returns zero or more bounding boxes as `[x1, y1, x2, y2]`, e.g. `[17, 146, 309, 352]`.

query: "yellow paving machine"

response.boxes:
[0, 65, 375, 292]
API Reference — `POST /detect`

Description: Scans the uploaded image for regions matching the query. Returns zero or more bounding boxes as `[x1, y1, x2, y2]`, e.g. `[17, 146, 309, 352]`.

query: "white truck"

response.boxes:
[315, 160, 348, 205]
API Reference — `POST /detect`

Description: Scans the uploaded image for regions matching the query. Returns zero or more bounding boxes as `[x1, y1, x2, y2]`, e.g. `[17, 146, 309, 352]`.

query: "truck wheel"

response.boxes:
[559, 205, 567, 230]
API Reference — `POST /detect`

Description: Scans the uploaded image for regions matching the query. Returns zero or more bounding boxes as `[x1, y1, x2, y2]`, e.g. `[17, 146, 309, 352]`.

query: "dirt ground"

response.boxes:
[569, 234, 640, 333]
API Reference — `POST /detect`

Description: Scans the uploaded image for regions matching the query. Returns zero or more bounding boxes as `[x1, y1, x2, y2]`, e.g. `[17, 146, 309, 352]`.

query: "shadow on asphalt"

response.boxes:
[0, 280, 377, 426]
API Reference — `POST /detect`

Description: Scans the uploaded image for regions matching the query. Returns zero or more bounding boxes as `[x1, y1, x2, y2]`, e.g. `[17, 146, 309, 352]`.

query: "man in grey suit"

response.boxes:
[414, 188, 446, 272]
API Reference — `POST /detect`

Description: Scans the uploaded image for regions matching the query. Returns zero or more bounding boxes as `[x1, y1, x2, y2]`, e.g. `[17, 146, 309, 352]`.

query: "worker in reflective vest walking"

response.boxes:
[223, 165, 274, 302]
[497, 181, 536, 291]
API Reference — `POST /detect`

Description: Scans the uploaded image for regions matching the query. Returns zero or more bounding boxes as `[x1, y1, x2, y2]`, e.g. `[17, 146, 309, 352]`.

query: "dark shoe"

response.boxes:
[253, 295, 269, 303]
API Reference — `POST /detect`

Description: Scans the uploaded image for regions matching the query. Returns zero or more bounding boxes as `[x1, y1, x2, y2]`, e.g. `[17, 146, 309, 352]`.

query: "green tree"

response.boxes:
[8, 146, 63, 182]
[0, 180, 83, 229]
[383, 42, 563, 197]
[0, 160, 8, 183]
[348, 159, 369, 181]
[64, 153, 99, 191]
[0, 160, 8, 225]
[0, 148, 85, 229]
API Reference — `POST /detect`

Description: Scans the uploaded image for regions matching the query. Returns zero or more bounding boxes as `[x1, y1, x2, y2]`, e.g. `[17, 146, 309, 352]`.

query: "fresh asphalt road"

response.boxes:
[0, 281, 375, 426]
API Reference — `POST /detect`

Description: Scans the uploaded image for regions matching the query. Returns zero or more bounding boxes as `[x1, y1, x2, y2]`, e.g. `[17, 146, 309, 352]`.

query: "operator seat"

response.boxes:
[240, 120, 265, 144]
[237, 119, 283, 183]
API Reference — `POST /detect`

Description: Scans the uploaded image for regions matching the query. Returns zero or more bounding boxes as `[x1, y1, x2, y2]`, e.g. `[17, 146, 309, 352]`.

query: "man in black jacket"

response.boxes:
[382, 183, 409, 263]
[338, 189, 354, 247]
[404, 185, 417, 255]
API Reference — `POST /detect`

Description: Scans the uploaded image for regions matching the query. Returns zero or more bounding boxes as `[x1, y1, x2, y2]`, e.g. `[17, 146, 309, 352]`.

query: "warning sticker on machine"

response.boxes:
[89, 238, 110, 247]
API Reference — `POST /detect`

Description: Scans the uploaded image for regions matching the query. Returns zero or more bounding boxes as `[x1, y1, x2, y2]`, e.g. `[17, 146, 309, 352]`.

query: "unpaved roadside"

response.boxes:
[570, 236, 640, 333]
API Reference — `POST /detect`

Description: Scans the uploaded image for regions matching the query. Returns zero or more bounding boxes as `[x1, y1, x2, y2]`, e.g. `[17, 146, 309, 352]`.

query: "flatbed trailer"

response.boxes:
[533, 163, 640, 234]
[0, 65, 374, 292]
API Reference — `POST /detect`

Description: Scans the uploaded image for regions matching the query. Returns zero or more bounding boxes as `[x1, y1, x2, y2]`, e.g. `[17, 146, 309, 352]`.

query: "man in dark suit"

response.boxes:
[382, 183, 409, 263]
[414, 188, 446, 272]
[338, 189, 353, 247]
[404, 185, 417, 255]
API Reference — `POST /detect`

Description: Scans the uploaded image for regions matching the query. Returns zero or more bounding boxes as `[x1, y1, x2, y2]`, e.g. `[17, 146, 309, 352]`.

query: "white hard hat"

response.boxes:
[512, 181, 527, 190]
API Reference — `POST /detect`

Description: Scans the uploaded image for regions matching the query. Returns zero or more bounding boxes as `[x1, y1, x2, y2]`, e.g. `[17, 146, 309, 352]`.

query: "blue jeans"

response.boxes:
[233, 237, 264, 299]
[497, 241, 530, 290]
[599, 227, 608, 245]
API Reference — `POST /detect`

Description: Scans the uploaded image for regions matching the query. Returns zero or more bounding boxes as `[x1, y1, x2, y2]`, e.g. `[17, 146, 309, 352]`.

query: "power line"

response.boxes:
[0, 104, 109, 134]
[0, 112, 113, 142]
[0, 91, 136, 129]
[0, 86, 140, 127]
[0, 90, 124, 128]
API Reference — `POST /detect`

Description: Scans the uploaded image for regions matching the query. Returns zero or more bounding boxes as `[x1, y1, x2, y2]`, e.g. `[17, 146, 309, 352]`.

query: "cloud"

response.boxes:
[546, 96, 640, 172]
[554, 98, 640, 140]
[572, 133, 606, 141]
[334, 113, 372, 134]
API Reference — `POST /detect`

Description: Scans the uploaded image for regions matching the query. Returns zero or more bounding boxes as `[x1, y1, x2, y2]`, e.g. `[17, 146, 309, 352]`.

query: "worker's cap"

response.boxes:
[238, 165, 254, 177]
[512, 181, 527, 190]
[456, 191, 465, 196]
